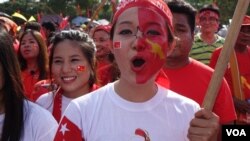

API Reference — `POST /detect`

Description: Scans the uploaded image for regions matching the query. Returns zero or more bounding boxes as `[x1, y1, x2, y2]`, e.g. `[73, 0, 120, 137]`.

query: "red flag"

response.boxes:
[86, 8, 91, 18]
[37, 12, 41, 23]
[54, 117, 84, 141]
[59, 16, 69, 30]
[76, 65, 85, 72]
[113, 41, 121, 49]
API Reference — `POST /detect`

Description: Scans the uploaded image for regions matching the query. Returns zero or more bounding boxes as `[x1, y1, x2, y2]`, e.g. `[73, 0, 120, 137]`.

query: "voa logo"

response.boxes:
[226, 129, 246, 136]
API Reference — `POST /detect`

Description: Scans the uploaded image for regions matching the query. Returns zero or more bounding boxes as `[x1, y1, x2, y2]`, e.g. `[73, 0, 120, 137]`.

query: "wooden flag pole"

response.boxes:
[230, 51, 244, 100]
[202, 0, 250, 110]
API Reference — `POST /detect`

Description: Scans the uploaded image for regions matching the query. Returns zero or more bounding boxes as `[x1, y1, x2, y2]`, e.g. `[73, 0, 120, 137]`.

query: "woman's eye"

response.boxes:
[29, 40, 36, 44]
[71, 59, 80, 62]
[176, 28, 186, 33]
[119, 29, 133, 36]
[53, 60, 62, 64]
[146, 30, 160, 36]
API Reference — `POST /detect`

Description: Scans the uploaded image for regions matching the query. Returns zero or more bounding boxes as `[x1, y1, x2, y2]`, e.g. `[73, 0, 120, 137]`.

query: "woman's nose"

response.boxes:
[61, 62, 72, 73]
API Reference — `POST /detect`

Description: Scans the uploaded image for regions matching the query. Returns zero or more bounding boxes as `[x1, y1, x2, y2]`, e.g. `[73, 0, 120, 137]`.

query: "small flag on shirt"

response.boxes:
[54, 116, 84, 141]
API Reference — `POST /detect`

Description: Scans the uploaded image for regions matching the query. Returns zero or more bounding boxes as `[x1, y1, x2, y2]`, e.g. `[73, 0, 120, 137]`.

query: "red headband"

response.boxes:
[93, 24, 112, 34]
[112, 0, 173, 32]
[199, 11, 219, 20]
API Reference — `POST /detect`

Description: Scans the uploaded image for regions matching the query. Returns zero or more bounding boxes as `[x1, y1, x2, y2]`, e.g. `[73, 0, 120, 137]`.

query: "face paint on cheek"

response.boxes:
[113, 41, 121, 49]
[32, 43, 38, 49]
[129, 8, 169, 84]
[146, 39, 165, 59]
[134, 39, 167, 84]
[75, 65, 85, 72]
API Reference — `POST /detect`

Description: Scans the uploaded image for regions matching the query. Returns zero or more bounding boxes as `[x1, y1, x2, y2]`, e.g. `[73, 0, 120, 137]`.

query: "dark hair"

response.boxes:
[0, 25, 25, 141]
[199, 4, 220, 17]
[49, 30, 97, 88]
[167, 0, 197, 33]
[42, 22, 56, 32]
[24, 21, 41, 32]
[17, 29, 49, 80]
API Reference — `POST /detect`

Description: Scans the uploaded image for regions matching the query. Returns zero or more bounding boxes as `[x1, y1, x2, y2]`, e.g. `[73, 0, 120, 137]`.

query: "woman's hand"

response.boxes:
[188, 108, 220, 141]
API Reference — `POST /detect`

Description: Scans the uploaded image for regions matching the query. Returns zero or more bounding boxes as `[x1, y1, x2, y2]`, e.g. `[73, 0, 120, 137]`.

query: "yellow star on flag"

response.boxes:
[146, 39, 165, 59]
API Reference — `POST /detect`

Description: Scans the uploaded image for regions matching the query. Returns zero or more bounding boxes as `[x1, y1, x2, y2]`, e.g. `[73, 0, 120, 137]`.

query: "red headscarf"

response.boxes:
[112, 0, 173, 32]
[93, 24, 112, 34]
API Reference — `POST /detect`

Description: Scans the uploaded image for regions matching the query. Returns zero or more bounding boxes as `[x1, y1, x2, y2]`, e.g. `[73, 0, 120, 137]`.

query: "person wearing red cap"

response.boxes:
[210, 15, 250, 124]
[54, 0, 219, 140]
[92, 25, 120, 86]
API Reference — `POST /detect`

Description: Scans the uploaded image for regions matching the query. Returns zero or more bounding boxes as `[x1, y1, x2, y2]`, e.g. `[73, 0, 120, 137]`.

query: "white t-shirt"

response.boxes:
[59, 82, 200, 141]
[36, 92, 73, 117]
[0, 100, 58, 141]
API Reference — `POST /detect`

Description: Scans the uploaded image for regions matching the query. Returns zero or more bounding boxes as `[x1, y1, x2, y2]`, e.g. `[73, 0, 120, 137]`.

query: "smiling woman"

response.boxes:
[36, 30, 99, 123]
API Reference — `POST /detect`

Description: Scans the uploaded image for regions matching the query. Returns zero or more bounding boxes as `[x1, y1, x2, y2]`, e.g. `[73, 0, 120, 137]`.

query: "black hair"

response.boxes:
[167, 0, 197, 33]
[24, 21, 41, 32]
[0, 24, 25, 141]
[199, 4, 220, 17]
[42, 22, 56, 32]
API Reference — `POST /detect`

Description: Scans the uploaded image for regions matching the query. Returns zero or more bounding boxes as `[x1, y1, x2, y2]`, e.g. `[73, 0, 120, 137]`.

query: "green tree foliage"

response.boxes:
[47, 0, 67, 14]
[186, 0, 250, 25]
[0, 0, 248, 25]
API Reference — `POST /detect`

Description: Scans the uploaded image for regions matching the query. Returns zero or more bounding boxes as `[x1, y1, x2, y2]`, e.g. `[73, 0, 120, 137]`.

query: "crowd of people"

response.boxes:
[0, 0, 249, 140]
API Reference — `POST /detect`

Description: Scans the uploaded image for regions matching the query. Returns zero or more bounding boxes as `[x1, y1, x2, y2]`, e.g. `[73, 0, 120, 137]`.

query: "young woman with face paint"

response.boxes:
[36, 30, 98, 123]
[92, 25, 120, 86]
[0, 25, 58, 141]
[17, 29, 49, 101]
[53, 0, 219, 141]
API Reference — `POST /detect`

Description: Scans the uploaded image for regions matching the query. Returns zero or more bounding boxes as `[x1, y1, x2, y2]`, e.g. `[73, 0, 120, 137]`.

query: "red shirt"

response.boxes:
[210, 47, 250, 99]
[156, 58, 237, 124]
[96, 61, 113, 86]
[21, 69, 40, 101]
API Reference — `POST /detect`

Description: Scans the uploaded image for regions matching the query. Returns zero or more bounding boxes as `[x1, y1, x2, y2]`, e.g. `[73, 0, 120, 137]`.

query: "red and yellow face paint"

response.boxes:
[131, 7, 169, 84]
[111, 0, 173, 84]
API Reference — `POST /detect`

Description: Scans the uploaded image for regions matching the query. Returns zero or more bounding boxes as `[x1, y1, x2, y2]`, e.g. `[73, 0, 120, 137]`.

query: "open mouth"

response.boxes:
[132, 58, 145, 68]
